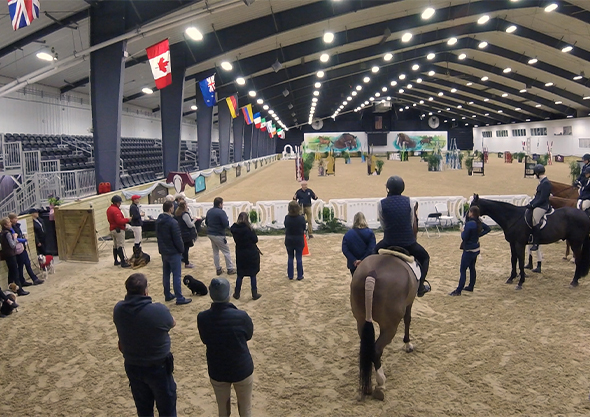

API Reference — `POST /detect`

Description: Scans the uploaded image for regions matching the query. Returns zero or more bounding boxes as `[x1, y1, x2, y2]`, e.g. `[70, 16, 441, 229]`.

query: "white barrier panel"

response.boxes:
[468, 194, 531, 226]
[410, 196, 466, 226]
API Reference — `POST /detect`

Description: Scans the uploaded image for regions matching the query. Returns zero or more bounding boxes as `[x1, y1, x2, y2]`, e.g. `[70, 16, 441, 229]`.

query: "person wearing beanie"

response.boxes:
[198, 278, 255, 417]
[129, 195, 143, 250]
[107, 195, 131, 268]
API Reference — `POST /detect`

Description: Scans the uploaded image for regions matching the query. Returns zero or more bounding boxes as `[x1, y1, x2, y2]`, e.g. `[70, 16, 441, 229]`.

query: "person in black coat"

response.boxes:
[230, 212, 261, 300]
[284, 200, 307, 280]
[31, 209, 46, 255]
[174, 201, 199, 269]
[129, 195, 143, 250]
[527, 164, 551, 251]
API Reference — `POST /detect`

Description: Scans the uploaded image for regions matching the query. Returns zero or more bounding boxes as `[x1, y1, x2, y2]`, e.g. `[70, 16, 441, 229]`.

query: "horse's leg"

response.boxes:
[564, 241, 571, 260]
[507, 242, 517, 284]
[372, 321, 400, 399]
[516, 242, 526, 290]
[570, 241, 583, 287]
[402, 304, 414, 353]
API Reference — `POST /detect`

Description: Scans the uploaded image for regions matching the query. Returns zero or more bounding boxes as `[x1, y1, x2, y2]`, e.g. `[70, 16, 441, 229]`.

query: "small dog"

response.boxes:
[38, 254, 55, 279]
[1, 283, 19, 316]
[183, 275, 208, 296]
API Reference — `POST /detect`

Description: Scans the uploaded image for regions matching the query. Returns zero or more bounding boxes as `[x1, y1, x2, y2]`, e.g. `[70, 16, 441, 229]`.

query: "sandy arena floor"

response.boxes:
[1, 157, 589, 417]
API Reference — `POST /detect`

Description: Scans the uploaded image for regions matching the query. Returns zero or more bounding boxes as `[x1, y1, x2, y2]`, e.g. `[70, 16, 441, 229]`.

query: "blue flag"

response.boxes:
[199, 74, 216, 107]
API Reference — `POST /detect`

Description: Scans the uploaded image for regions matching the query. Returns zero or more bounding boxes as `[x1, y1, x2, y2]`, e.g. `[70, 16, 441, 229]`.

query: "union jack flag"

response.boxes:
[8, 0, 40, 31]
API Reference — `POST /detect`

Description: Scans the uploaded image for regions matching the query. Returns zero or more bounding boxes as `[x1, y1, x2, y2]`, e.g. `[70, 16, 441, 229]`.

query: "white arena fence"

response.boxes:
[121, 194, 531, 231]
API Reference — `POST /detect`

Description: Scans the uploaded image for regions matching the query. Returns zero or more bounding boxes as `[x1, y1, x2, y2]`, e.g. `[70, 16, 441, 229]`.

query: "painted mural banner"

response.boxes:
[304, 133, 361, 153]
[393, 133, 446, 151]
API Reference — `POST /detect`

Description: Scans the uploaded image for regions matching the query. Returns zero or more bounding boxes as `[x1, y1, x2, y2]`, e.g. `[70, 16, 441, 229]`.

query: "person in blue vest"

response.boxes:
[577, 166, 590, 216]
[375, 176, 431, 297]
[527, 164, 551, 251]
[575, 154, 590, 187]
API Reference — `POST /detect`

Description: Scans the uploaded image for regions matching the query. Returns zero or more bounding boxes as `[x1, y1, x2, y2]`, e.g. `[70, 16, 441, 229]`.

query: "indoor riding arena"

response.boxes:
[2, 1, 590, 416]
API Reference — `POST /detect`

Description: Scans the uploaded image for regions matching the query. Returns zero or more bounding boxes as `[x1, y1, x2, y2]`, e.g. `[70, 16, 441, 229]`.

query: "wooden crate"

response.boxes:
[54, 208, 99, 262]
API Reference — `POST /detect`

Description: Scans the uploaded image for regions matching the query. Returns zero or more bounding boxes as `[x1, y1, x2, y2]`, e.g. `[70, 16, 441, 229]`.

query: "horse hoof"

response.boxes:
[515, 285, 522, 290]
[505, 278, 514, 284]
[569, 281, 579, 288]
[404, 342, 414, 353]
[562, 257, 569, 261]
[372, 387, 385, 401]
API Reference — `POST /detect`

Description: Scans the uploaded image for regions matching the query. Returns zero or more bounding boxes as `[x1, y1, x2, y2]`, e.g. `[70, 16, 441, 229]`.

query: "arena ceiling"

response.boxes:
[1, 0, 589, 129]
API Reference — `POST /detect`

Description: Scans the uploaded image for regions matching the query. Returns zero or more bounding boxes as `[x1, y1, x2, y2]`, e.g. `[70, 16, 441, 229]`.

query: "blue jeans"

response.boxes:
[286, 246, 303, 279]
[161, 253, 183, 300]
[236, 274, 257, 295]
[17, 250, 39, 284]
[457, 251, 479, 292]
[124, 361, 177, 417]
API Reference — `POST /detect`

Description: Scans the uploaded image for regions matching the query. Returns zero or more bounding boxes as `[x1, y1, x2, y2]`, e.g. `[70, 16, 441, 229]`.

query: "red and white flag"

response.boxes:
[146, 39, 171, 89]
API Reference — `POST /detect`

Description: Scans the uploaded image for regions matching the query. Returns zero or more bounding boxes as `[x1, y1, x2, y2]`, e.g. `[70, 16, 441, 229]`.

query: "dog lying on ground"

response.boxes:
[1, 283, 19, 316]
[38, 254, 55, 279]
[129, 246, 151, 269]
[183, 275, 208, 296]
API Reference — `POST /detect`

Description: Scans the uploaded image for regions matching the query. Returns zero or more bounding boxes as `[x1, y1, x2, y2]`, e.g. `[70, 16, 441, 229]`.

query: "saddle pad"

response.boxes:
[377, 249, 421, 281]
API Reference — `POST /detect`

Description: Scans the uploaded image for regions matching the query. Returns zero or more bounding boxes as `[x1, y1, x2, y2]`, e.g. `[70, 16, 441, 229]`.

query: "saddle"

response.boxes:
[525, 207, 554, 230]
[377, 246, 421, 281]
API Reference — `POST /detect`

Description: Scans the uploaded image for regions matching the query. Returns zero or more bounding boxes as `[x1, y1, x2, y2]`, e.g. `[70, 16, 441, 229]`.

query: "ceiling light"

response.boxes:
[314, 82, 322, 88]
[142, 87, 153, 94]
[221, 61, 233, 71]
[515, 107, 521, 111]
[562, 45, 573, 53]
[451, 88, 457, 93]
[257, 99, 264, 105]
[502, 93, 508, 97]
[352, 91, 357, 96]
[399, 74, 406, 80]
[416, 78, 423, 83]
[382, 87, 387, 92]
[399, 108, 404, 112]
[372, 66, 380, 73]
[390, 81, 397, 86]
[574, 75, 583, 80]
[268, 110, 275, 114]
[36, 51, 55, 61]
[528, 57, 538, 64]
[422, 7, 435, 19]
[478, 15, 490, 24]
[420, 100, 424, 104]
[466, 82, 473, 86]
[545, 3, 558, 12]
[356, 85, 362, 91]
[478, 41, 488, 49]
[519, 88, 527, 93]
[457, 105, 462, 108]
[407, 84, 412, 89]
[375, 93, 381, 97]
[401, 32, 412, 42]
[458, 53, 466, 60]
[506, 25, 517, 33]
[503, 67, 512, 73]
[472, 115, 476, 117]
[191, 105, 198, 111]
[312, 98, 318, 103]
[263, 105, 269, 110]
[536, 104, 542, 107]
[347, 96, 353, 101]
[248, 90, 256, 97]
[545, 82, 553, 87]
[412, 64, 420, 70]
[384, 53, 393, 61]
[413, 104, 417, 107]
[429, 97, 434, 101]
[481, 76, 489, 81]
[399, 89, 404, 93]
[320, 53, 330, 62]
[317, 71, 325, 78]
[369, 97, 375, 101]
[427, 53, 435, 60]
[342, 101, 347, 105]
[468, 101, 474, 105]
[484, 98, 489, 101]
[584, 97, 590, 100]
[447, 108, 451, 110]
[485, 113, 489, 116]
[185, 27, 204, 41]
[428, 70, 435, 76]
[364, 77, 370, 83]
[323, 32, 334, 43]
[364, 101, 369, 105]
[498, 110, 503, 113]
[555, 101, 562, 104]
[236, 77, 246, 85]
[313, 91, 320, 96]
[438, 92, 444, 96]
[447, 37, 458, 45]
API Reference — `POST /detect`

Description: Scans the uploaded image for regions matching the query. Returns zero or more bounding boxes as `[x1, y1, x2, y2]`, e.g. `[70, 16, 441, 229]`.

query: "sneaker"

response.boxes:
[252, 293, 262, 300]
[227, 269, 237, 275]
[17, 289, 30, 296]
[33, 279, 44, 285]
[449, 290, 461, 296]
[185, 263, 195, 269]
[165, 294, 176, 302]
[216, 268, 224, 276]
[21, 281, 33, 287]
[176, 298, 192, 305]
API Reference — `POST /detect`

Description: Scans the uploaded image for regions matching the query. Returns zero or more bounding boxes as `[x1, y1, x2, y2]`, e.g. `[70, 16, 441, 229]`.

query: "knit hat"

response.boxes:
[209, 278, 230, 303]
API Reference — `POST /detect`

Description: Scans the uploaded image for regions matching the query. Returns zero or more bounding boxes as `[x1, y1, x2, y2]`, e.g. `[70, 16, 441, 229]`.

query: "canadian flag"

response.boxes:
[146, 39, 172, 90]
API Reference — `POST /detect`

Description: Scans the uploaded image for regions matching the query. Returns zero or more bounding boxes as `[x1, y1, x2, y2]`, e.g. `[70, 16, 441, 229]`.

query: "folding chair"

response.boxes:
[97, 230, 111, 251]
[423, 212, 442, 238]
[434, 203, 454, 226]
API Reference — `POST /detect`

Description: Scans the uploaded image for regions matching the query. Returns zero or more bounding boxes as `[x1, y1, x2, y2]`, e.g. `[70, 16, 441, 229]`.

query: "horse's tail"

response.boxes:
[578, 234, 590, 277]
[359, 274, 376, 395]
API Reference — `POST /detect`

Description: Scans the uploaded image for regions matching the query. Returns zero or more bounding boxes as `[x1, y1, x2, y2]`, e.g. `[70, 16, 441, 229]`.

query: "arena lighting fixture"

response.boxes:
[519, 88, 527, 93]
[452, 119, 456, 121]
[506, 25, 517, 33]
[481, 76, 489, 81]
[36, 48, 56, 61]
[447, 37, 458, 45]
[451, 88, 457, 93]
[457, 105, 462, 108]
[320, 53, 330, 62]
[413, 104, 417, 107]
[472, 115, 476, 118]
[220, 61, 233, 71]
[268, 110, 275, 114]
[427, 53, 435, 60]
[405, 106, 409, 109]
[347, 96, 353, 100]
[317, 70, 325, 78]
[422, 7, 435, 19]
[382, 87, 387, 92]
[323, 31, 334, 43]
[387, 96, 391, 100]
[369, 97, 375, 101]
[462, 116, 466, 119]
[478, 41, 488, 48]
[458, 53, 466, 60]
[248, 90, 256, 97]
[545, 3, 558, 12]
[399, 74, 406, 80]
[562, 45, 573, 53]
[574, 75, 583, 80]
[257, 98, 263, 105]
[485, 113, 489, 116]
[567, 115, 574, 118]
[515, 107, 521, 111]
[416, 78, 423, 83]
[412, 64, 420, 71]
[502, 93, 508, 97]
[468, 101, 474, 105]
[477, 15, 490, 24]
[555, 101, 563, 104]
[191, 105, 198, 111]
[142, 87, 153, 94]
[185, 27, 203, 41]
[428, 97, 434, 101]
[352, 91, 357, 96]
[447, 107, 451, 110]
[372, 66, 380, 73]
[236, 77, 246, 85]
[375, 93, 381, 97]
[399, 89, 404, 93]
[364, 101, 369, 105]
[407, 84, 413, 89]
[536, 103, 542, 106]
[528, 57, 538, 64]
[401, 32, 412, 42]
[584, 96, 590, 100]
[343, 100, 347, 105]
[263, 104, 269, 110]
[438, 92, 444, 96]
[466, 82, 473, 86]
[384, 53, 393, 61]
[498, 110, 503, 113]
[399, 108, 404, 112]
[503, 67, 512, 73]
[364, 76, 371, 83]
[545, 82, 554, 87]
[314, 82, 321, 88]
[428, 70, 435, 76]
[420, 100, 424, 104]
[356, 85, 362, 90]
[484, 98, 489, 101]
[313, 91, 319, 96]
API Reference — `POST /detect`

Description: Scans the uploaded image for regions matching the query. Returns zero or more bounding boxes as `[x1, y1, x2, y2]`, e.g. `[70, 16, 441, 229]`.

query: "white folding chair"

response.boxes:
[423, 212, 441, 237]
[435, 203, 454, 226]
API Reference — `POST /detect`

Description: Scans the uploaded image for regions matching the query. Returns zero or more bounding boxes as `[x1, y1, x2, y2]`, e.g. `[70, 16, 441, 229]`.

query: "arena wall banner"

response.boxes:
[304, 131, 447, 153]
[195, 175, 206, 193]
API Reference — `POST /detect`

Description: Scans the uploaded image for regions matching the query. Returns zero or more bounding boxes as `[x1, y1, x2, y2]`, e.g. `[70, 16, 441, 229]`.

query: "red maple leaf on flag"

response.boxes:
[158, 57, 169, 74]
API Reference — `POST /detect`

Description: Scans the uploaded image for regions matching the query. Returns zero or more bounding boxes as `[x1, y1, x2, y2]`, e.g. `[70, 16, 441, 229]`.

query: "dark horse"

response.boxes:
[470, 194, 590, 289]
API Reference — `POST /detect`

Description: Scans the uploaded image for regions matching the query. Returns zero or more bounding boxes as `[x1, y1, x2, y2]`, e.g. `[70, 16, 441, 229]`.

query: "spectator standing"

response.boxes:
[198, 278, 255, 417]
[174, 201, 198, 269]
[293, 181, 318, 238]
[230, 212, 262, 300]
[284, 200, 307, 281]
[8, 213, 44, 286]
[342, 212, 376, 277]
[205, 197, 236, 276]
[106, 195, 131, 268]
[0, 218, 28, 296]
[129, 195, 143, 250]
[156, 202, 192, 305]
[31, 209, 46, 255]
[113, 273, 177, 417]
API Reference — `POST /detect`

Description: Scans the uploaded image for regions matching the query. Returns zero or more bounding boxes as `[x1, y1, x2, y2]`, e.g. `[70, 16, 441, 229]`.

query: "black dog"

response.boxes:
[183, 275, 208, 296]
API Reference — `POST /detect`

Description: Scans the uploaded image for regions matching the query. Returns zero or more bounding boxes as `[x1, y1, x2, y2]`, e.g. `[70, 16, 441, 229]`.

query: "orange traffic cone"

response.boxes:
[302, 234, 310, 256]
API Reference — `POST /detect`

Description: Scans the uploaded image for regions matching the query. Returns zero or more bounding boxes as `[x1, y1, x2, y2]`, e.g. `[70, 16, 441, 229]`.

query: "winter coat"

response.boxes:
[530, 177, 551, 210]
[129, 203, 143, 227]
[175, 212, 197, 244]
[461, 219, 491, 251]
[342, 227, 376, 270]
[205, 207, 229, 236]
[230, 222, 260, 277]
[284, 214, 307, 249]
[155, 213, 184, 256]
[0, 227, 16, 258]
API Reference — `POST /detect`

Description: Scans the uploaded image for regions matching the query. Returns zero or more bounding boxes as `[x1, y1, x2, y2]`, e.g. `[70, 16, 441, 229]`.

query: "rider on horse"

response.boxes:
[375, 176, 431, 297]
[577, 166, 590, 216]
[527, 164, 551, 251]
[575, 154, 590, 187]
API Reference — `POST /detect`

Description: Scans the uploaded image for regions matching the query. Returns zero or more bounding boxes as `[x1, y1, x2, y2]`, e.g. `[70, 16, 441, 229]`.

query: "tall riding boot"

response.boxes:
[113, 248, 120, 266]
[524, 254, 533, 269]
[532, 262, 542, 273]
[117, 248, 131, 268]
[530, 225, 541, 251]
[417, 276, 431, 297]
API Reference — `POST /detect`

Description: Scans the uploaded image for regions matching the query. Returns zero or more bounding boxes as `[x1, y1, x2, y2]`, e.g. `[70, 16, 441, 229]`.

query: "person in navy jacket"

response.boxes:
[342, 212, 376, 276]
[527, 164, 551, 251]
[575, 154, 590, 187]
[577, 166, 590, 216]
[449, 206, 491, 296]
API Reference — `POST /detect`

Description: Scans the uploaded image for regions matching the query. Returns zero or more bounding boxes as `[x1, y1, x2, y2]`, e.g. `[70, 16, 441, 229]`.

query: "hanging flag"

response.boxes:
[8, 0, 40, 31]
[199, 74, 217, 107]
[225, 95, 238, 118]
[242, 104, 254, 125]
[146, 39, 172, 89]
[260, 118, 267, 131]
[254, 112, 261, 128]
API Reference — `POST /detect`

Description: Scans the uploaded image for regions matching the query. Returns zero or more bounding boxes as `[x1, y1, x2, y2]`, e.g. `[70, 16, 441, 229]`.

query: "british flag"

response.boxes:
[8, 0, 40, 31]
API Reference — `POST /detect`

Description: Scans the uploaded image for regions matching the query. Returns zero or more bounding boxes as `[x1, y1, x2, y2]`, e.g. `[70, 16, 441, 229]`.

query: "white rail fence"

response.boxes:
[3, 142, 21, 170]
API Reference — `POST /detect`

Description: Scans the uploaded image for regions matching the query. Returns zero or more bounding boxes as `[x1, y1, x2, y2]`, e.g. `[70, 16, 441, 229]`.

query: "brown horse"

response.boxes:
[551, 181, 578, 199]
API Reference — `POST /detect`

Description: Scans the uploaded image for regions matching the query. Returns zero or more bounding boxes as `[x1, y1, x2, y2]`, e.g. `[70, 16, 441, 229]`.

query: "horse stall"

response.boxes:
[53, 207, 99, 262]
[524, 156, 537, 178]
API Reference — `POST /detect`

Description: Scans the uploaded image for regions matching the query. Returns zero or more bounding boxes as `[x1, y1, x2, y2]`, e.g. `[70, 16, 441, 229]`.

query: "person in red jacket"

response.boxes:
[107, 195, 131, 268]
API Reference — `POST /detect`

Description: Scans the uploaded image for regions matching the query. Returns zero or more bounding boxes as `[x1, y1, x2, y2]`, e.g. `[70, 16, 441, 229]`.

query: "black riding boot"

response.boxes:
[417, 276, 431, 297]
[117, 248, 131, 268]
[113, 248, 120, 266]
[530, 225, 541, 251]
[525, 254, 533, 269]
[532, 262, 542, 273]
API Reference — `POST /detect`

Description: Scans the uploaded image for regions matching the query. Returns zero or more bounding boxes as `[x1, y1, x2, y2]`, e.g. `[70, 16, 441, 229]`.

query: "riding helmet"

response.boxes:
[533, 164, 546, 176]
[111, 195, 123, 204]
[386, 176, 405, 195]
[583, 153, 590, 162]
